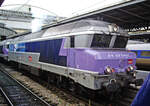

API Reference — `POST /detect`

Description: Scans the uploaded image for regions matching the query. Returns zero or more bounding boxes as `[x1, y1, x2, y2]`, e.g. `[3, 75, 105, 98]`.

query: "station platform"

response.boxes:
[136, 70, 150, 80]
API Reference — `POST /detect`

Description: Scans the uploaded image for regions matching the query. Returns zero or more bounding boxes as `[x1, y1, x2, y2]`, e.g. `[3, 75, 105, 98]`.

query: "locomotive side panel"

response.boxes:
[25, 39, 67, 66]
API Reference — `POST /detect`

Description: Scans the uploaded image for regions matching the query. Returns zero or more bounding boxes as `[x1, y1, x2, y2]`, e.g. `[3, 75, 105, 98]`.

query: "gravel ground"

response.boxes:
[2, 65, 87, 106]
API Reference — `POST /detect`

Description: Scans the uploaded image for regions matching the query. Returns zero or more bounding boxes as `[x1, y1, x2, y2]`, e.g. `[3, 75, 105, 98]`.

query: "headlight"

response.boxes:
[108, 24, 119, 32]
[126, 66, 135, 72]
[104, 66, 115, 74]
[129, 66, 134, 70]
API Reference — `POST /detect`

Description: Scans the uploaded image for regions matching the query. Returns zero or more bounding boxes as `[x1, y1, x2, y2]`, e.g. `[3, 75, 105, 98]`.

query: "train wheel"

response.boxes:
[69, 81, 76, 92]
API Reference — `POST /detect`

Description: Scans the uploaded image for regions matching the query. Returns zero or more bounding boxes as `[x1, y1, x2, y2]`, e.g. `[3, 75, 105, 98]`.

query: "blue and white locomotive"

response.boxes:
[0, 19, 143, 94]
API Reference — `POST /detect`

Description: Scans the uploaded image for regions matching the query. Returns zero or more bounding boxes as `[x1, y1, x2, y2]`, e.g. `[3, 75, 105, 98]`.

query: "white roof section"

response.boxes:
[127, 40, 145, 44]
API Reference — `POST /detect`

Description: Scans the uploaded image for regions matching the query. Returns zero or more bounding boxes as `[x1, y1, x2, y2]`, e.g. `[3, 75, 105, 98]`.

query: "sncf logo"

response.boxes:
[28, 56, 32, 62]
[128, 59, 133, 64]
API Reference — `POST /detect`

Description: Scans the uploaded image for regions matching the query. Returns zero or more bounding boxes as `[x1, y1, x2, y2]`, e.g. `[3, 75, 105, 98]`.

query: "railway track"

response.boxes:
[0, 87, 13, 106]
[0, 66, 50, 106]
[0, 62, 140, 106]
[114, 87, 139, 106]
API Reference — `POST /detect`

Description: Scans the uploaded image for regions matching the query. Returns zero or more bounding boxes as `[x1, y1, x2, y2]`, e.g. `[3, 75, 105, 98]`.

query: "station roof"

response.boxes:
[87, 0, 150, 31]
[8, 0, 150, 38]
[0, 25, 17, 36]
[129, 32, 150, 39]
[46, 0, 149, 31]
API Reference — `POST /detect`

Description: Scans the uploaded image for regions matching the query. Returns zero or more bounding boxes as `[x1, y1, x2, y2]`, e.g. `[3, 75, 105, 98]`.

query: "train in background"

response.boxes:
[0, 19, 143, 96]
[127, 41, 150, 70]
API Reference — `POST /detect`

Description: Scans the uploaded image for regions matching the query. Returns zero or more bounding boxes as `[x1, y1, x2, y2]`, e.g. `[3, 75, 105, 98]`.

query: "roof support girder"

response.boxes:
[118, 8, 150, 22]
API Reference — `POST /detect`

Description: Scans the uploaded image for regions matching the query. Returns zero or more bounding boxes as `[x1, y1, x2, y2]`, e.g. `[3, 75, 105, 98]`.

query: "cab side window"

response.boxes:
[70, 36, 75, 48]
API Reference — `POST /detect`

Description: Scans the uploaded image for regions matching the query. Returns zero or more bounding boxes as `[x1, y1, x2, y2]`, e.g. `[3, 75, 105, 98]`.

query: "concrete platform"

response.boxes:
[135, 70, 150, 80]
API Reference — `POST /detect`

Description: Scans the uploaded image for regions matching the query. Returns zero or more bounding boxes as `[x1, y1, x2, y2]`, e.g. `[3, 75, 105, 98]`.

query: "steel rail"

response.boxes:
[0, 87, 14, 106]
[0, 65, 50, 106]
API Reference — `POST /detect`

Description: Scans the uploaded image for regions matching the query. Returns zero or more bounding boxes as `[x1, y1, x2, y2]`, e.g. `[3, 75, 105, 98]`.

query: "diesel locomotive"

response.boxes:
[0, 19, 143, 94]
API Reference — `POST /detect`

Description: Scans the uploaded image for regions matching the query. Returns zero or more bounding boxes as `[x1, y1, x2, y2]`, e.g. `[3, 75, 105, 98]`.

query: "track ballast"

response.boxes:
[0, 66, 50, 106]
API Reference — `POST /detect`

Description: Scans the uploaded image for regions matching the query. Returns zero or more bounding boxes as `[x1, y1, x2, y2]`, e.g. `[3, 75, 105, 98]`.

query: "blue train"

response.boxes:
[127, 42, 150, 70]
[0, 19, 143, 96]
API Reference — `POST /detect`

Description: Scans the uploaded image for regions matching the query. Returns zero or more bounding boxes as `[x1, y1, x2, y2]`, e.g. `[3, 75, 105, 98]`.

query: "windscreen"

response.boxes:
[91, 34, 128, 48]
[0, 46, 3, 54]
[91, 34, 112, 48]
[113, 36, 128, 48]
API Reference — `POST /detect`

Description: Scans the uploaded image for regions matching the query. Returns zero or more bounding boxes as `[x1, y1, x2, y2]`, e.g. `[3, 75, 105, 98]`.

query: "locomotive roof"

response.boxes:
[42, 19, 126, 37]
[1, 19, 128, 44]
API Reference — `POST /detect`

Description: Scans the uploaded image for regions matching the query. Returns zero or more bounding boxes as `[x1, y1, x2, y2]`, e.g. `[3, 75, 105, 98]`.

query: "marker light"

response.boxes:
[126, 67, 131, 72]
[112, 68, 115, 73]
